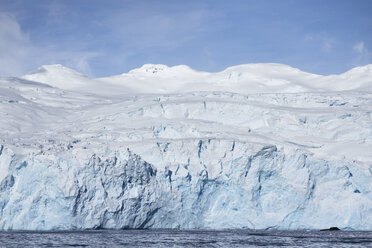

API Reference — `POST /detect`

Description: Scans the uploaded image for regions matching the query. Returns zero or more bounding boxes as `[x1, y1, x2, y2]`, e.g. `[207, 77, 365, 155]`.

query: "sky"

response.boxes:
[0, 0, 371, 77]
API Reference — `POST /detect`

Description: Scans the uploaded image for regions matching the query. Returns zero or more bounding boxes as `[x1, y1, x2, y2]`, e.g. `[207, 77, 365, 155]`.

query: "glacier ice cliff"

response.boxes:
[1, 64, 372, 230]
[1, 142, 372, 230]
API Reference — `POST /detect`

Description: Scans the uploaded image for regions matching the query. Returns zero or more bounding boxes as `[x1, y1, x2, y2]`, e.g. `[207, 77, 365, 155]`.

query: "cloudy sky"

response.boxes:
[0, 0, 371, 77]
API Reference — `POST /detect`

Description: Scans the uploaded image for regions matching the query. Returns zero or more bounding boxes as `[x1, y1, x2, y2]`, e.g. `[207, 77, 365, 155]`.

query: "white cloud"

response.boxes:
[352, 41, 371, 66]
[304, 33, 333, 53]
[353, 41, 365, 53]
[45, 0, 70, 25]
[0, 13, 32, 76]
[322, 40, 333, 53]
[107, 8, 214, 50]
[0, 12, 98, 77]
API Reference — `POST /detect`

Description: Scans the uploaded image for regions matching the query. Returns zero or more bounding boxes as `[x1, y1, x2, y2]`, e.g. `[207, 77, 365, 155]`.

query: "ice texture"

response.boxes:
[0, 64, 372, 230]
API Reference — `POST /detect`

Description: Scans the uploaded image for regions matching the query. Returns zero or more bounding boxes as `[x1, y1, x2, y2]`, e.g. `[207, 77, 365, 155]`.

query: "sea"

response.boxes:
[1, 229, 372, 247]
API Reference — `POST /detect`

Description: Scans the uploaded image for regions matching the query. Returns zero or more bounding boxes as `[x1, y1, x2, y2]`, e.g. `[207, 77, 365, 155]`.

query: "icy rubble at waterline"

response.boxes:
[1, 64, 372, 230]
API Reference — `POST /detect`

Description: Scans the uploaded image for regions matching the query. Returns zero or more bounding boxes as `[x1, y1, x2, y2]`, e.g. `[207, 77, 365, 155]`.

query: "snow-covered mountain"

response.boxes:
[1, 63, 372, 230]
[21, 64, 131, 95]
[21, 63, 372, 94]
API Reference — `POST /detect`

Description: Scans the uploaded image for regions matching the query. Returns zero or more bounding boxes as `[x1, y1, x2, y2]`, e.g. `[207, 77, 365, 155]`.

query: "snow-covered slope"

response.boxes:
[99, 63, 372, 94]
[21, 63, 372, 95]
[21, 64, 131, 96]
[1, 64, 372, 230]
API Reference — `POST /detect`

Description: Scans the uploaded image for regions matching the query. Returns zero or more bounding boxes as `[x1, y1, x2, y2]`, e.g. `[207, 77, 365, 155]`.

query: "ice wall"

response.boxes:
[1, 141, 371, 230]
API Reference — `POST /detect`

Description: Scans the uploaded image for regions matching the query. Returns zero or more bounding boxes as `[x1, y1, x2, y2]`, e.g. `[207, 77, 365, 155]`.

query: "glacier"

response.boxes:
[1, 63, 372, 230]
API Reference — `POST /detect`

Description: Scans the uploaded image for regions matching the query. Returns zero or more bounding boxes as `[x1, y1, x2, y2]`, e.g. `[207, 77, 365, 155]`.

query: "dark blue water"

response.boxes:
[1, 229, 372, 247]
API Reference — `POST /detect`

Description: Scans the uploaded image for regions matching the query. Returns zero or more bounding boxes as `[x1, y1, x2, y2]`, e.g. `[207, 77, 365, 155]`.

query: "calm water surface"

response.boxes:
[1, 229, 372, 247]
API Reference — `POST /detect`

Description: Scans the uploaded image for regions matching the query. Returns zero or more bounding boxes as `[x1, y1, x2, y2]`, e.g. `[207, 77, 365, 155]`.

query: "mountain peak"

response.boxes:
[127, 64, 197, 76]
[128, 64, 170, 74]
[21, 64, 91, 90]
[26, 64, 83, 76]
[342, 64, 372, 75]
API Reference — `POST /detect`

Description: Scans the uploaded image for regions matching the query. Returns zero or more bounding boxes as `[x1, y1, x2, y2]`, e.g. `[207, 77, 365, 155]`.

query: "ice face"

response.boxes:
[1, 64, 372, 230]
[1, 142, 371, 230]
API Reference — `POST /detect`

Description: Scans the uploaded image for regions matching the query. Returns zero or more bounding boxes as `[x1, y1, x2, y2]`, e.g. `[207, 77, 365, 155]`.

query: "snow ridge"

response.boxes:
[20, 63, 372, 94]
